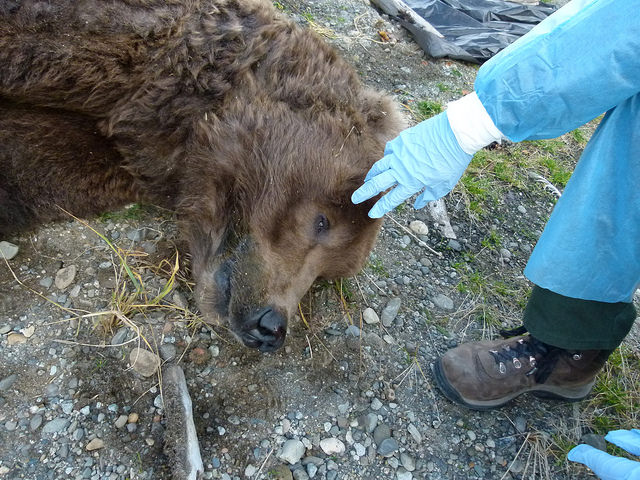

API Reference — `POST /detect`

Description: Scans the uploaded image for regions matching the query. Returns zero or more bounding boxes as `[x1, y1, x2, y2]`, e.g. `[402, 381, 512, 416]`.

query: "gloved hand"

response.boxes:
[351, 111, 472, 218]
[568, 429, 640, 480]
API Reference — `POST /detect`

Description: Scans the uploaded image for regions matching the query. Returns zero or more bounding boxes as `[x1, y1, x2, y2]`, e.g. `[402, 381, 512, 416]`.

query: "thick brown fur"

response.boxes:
[0, 0, 404, 351]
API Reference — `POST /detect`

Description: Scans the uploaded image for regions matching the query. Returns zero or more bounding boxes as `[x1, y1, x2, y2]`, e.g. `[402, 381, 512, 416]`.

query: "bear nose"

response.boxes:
[241, 307, 286, 352]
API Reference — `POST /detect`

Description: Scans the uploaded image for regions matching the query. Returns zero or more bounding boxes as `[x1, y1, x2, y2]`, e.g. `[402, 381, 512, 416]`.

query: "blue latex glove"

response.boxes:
[568, 429, 640, 480]
[351, 111, 472, 218]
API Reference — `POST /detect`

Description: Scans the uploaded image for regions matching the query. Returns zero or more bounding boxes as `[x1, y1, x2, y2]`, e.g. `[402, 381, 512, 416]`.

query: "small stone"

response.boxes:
[396, 469, 413, 480]
[447, 239, 462, 251]
[581, 433, 607, 452]
[373, 424, 391, 446]
[409, 220, 429, 236]
[86, 438, 104, 451]
[0, 374, 18, 391]
[319, 438, 345, 455]
[46, 382, 61, 396]
[0, 325, 10, 335]
[400, 453, 416, 471]
[381, 298, 402, 327]
[42, 417, 70, 434]
[154, 395, 164, 409]
[54, 265, 77, 290]
[432, 293, 454, 311]
[39, 277, 54, 289]
[500, 248, 512, 260]
[377, 438, 399, 457]
[353, 443, 366, 457]
[129, 347, 161, 377]
[5, 420, 17, 431]
[362, 308, 379, 325]
[111, 327, 130, 346]
[21, 325, 35, 338]
[293, 469, 309, 480]
[128, 413, 139, 423]
[115, 415, 128, 429]
[467, 430, 477, 441]
[30, 415, 43, 431]
[209, 345, 220, 357]
[159, 344, 177, 361]
[0, 241, 19, 260]
[278, 439, 305, 465]
[345, 325, 360, 337]
[361, 413, 378, 433]
[407, 424, 422, 444]
[370, 398, 383, 411]
[515, 416, 527, 433]
[7, 332, 27, 345]
[518, 205, 527, 214]
[244, 465, 257, 477]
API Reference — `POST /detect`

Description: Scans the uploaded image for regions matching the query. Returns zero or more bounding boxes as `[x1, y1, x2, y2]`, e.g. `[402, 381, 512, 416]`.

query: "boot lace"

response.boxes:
[488, 326, 580, 384]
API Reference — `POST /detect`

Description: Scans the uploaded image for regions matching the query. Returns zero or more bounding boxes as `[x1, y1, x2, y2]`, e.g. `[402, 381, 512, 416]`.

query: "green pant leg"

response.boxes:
[523, 286, 637, 350]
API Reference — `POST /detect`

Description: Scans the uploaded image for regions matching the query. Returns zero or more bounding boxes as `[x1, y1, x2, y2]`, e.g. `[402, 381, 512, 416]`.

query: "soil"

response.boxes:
[0, 1, 633, 480]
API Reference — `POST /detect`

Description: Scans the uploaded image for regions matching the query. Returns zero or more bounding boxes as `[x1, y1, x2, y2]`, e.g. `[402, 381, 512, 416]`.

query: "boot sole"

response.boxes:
[432, 357, 595, 411]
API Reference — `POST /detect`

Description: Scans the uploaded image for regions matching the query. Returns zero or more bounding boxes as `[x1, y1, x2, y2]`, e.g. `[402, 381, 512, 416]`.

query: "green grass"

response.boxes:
[98, 203, 148, 222]
[415, 100, 443, 120]
[368, 258, 389, 277]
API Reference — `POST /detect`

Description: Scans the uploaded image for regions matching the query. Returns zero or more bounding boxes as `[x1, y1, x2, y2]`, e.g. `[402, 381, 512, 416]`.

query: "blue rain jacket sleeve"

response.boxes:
[475, 0, 640, 142]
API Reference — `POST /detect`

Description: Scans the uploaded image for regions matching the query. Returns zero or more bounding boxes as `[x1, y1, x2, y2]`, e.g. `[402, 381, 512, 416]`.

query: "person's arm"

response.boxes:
[476, 0, 640, 141]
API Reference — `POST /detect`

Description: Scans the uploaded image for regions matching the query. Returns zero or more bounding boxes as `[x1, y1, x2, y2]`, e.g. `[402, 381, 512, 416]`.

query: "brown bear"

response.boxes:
[0, 0, 404, 352]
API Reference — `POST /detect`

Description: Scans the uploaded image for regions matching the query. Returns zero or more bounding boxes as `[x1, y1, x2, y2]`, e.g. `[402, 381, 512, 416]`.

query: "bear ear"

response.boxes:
[360, 88, 407, 144]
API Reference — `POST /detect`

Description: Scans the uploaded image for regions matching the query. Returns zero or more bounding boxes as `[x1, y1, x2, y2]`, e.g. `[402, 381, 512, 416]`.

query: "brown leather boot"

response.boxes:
[433, 329, 611, 410]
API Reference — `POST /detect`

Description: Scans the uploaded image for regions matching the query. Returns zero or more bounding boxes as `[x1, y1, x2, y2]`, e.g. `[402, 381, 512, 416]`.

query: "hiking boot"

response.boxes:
[433, 327, 610, 410]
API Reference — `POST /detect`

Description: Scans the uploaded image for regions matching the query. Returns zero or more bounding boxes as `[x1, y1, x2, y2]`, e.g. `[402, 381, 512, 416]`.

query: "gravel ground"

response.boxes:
[1, 1, 634, 479]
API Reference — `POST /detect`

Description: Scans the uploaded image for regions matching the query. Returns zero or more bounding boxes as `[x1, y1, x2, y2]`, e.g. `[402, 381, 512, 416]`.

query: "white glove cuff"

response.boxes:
[446, 92, 506, 155]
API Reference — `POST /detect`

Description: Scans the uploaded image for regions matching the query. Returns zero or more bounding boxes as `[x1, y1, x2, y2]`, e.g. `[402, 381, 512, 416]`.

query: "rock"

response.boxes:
[370, 398, 383, 411]
[292, 469, 309, 480]
[400, 453, 416, 471]
[0, 374, 18, 391]
[129, 347, 161, 377]
[86, 438, 105, 451]
[362, 308, 379, 325]
[159, 344, 177, 361]
[373, 424, 391, 446]
[518, 205, 527, 214]
[39, 277, 54, 289]
[432, 293, 454, 311]
[7, 333, 27, 345]
[115, 415, 128, 429]
[344, 325, 360, 337]
[244, 465, 257, 477]
[377, 438, 399, 457]
[128, 413, 139, 423]
[396, 468, 413, 480]
[409, 220, 429, 236]
[111, 327, 130, 346]
[278, 439, 305, 465]
[581, 433, 607, 452]
[319, 438, 345, 455]
[30, 415, 43, 431]
[55, 265, 77, 290]
[0, 241, 19, 260]
[0, 325, 10, 335]
[447, 239, 462, 251]
[407, 424, 422, 444]
[360, 413, 378, 433]
[381, 298, 401, 327]
[515, 416, 527, 433]
[42, 417, 70, 433]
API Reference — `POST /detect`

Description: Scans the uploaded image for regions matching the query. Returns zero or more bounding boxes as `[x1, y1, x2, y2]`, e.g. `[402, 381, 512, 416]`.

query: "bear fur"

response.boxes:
[0, 0, 404, 351]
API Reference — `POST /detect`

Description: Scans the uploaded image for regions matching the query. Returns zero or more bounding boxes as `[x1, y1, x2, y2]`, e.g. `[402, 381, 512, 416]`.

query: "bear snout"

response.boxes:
[240, 306, 287, 352]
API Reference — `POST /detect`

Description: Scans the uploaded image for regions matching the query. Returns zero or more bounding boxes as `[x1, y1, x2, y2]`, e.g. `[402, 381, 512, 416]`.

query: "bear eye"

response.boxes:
[314, 214, 330, 236]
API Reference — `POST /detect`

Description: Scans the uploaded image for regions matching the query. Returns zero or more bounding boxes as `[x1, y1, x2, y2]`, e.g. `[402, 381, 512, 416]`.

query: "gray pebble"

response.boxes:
[370, 398, 383, 411]
[159, 344, 177, 361]
[0, 374, 18, 391]
[306, 463, 318, 478]
[293, 469, 309, 480]
[42, 417, 70, 433]
[432, 293, 454, 311]
[400, 453, 416, 471]
[362, 308, 379, 325]
[448, 239, 462, 251]
[54, 265, 77, 290]
[111, 327, 130, 346]
[39, 277, 54, 289]
[373, 424, 391, 446]
[377, 437, 399, 457]
[0, 241, 19, 260]
[115, 415, 128, 429]
[515, 416, 527, 433]
[5, 420, 18, 431]
[381, 298, 402, 327]
[278, 439, 306, 465]
[396, 468, 413, 480]
[0, 325, 10, 335]
[30, 414, 43, 431]
[345, 325, 360, 337]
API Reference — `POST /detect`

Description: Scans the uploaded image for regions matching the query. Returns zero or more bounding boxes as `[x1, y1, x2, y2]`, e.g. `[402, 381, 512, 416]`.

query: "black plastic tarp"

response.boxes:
[376, 0, 556, 63]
